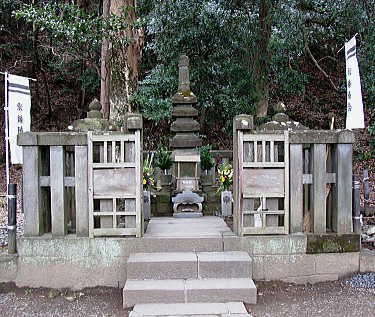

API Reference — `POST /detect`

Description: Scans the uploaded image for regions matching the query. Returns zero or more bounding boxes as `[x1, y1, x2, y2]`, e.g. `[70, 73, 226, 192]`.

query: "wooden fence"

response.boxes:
[233, 115, 355, 236]
[18, 132, 88, 237]
[288, 130, 354, 234]
[18, 129, 143, 238]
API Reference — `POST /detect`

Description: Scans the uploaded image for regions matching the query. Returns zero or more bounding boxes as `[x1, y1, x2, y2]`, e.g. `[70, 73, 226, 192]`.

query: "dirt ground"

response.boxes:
[0, 278, 374, 317]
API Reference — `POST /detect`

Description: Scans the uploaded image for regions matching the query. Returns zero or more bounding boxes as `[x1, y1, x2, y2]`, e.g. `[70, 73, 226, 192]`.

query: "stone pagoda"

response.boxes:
[169, 55, 203, 217]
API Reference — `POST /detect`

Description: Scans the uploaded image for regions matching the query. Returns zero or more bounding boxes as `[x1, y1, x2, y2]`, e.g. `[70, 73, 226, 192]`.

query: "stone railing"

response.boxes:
[18, 132, 89, 237]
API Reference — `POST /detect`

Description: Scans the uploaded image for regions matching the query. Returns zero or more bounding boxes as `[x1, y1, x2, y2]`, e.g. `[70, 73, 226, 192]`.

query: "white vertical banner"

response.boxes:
[345, 36, 365, 129]
[7, 74, 31, 164]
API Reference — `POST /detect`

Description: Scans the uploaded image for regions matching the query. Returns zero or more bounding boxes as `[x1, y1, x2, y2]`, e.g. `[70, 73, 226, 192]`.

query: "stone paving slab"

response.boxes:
[145, 217, 231, 238]
[130, 302, 251, 316]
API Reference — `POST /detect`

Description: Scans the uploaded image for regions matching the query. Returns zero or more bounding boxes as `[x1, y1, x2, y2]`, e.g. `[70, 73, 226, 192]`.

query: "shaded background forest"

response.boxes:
[0, 0, 374, 158]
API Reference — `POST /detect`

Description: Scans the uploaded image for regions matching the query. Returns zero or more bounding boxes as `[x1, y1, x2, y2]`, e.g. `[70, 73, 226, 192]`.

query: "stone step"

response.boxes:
[123, 278, 257, 308]
[198, 252, 252, 279]
[126, 251, 252, 280]
[173, 212, 203, 218]
[130, 302, 250, 317]
[127, 252, 197, 280]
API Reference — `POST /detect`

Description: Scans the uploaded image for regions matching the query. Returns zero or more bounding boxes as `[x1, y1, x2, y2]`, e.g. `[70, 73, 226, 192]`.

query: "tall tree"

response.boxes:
[253, 0, 275, 117]
[101, 0, 111, 119]
[108, 0, 144, 121]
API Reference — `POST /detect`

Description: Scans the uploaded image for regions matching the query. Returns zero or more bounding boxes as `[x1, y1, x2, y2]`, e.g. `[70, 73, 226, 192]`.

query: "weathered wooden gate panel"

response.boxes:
[235, 128, 289, 235]
[243, 169, 285, 197]
[93, 168, 136, 197]
[88, 131, 143, 238]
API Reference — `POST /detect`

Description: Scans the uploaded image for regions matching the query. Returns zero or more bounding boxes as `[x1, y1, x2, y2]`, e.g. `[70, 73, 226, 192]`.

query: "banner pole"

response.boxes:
[4, 72, 10, 195]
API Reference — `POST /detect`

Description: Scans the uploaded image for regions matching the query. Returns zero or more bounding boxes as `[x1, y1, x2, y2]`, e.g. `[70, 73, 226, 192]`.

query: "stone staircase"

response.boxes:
[123, 251, 257, 313]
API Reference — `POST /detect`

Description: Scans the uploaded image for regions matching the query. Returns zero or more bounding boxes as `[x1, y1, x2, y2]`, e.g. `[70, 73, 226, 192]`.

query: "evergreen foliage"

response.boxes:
[154, 146, 173, 172]
[200, 145, 215, 171]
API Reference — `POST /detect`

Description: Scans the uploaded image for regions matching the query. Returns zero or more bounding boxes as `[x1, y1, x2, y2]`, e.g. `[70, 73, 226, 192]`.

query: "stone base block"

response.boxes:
[283, 273, 339, 284]
[360, 249, 375, 272]
[16, 255, 126, 290]
[0, 254, 18, 282]
[203, 206, 220, 216]
[314, 252, 359, 277]
[252, 252, 359, 282]
[153, 203, 172, 216]
[156, 191, 171, 204]
[306, 234, 360, 253]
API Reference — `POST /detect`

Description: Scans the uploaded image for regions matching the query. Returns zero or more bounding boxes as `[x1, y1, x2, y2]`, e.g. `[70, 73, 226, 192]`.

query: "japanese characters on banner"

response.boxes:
[345, 36, 365, 129]
[7, 74, 31, 164]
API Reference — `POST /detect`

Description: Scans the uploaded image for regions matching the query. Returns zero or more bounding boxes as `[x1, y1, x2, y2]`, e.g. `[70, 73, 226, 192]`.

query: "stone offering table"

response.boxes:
[172, 191, 204, 218]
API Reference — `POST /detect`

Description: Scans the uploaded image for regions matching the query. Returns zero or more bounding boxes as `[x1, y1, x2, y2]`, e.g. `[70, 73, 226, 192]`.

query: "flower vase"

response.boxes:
[221, 190, 232, 217]
[143, 190, 151, 220]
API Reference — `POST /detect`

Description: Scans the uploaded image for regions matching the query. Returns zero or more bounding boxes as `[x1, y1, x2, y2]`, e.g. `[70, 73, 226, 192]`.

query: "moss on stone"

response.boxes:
[306, 234, 360, 254]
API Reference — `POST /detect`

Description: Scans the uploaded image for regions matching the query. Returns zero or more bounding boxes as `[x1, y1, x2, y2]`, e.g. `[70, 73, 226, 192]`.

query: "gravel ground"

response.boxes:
[345, 272, 375, 289]
[247, 278, 375, 317]
[0, 277, 374, 317]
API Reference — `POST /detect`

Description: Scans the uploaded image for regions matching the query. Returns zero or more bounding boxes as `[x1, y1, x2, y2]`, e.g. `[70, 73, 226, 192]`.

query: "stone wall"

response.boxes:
[0, 235, 369, 290]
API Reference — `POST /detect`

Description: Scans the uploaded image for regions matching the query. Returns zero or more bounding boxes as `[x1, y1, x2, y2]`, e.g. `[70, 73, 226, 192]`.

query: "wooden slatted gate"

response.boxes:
[236, 131, 289, 235]
[88, 131, 143, 237]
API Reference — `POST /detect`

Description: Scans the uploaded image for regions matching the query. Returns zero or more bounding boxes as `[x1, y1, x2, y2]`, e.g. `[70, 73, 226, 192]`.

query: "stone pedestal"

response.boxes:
[202, 188, 220, 216]
[153, 191, 172, 217]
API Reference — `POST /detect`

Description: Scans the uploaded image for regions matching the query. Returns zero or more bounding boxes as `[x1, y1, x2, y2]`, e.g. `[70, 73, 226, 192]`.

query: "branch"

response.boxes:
[317, 56, 338, 63]
[305, 45, 338, 91]
[40, 44, 103, 79]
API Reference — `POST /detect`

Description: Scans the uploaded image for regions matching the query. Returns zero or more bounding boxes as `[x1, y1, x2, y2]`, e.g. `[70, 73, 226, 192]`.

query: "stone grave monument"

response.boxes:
[169, 55, 204, 217]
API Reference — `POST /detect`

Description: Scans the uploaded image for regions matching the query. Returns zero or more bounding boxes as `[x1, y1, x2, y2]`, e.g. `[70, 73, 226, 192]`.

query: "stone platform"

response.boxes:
[144, 216, 232, 238]
[0, 231, 362, 290]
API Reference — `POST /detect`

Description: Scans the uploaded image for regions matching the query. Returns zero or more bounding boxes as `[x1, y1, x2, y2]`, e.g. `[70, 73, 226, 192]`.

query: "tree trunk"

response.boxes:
[76, 0, 90, 9]
[108, 0, 144, 122]
[100, 0, 111, 119]
[254, 0, 273, 117]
